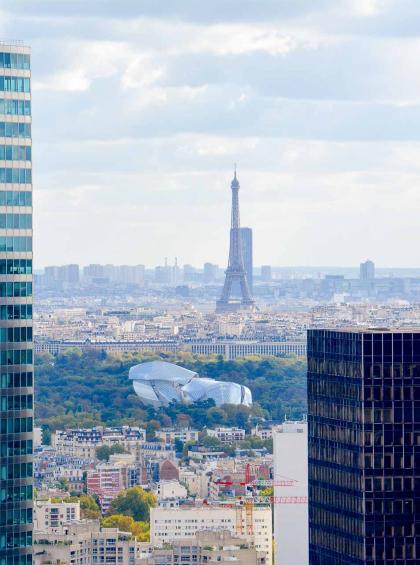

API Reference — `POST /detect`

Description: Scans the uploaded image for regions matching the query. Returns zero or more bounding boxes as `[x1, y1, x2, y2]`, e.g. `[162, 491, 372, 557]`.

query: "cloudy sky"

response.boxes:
[2, 0, 420, 268]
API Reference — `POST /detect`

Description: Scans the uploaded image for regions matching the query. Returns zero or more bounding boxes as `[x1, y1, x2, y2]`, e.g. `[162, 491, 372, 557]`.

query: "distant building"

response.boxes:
[159, 460, 179, 481]
[203, 262, 219, 284]
[240, 227, 253, 294]
[35, 337, 307, 360]
[273, 421, 308, 565]
[143, 530, 267, 564]
[130, 361, 252, 407]
[33, 522, 146, 565]
[360, 259, 375, 280]
[155, 428, 199, 444]
[34, 498, 80, 530]
[153, 480, 187, 502]
[261, 265, 272, 282]
[308, 329, 419, 563]
[150, 504, 272, 563]
[207, 427, 246, 443]
[52, 426, 146, 459]
[87, 464, 124, 514]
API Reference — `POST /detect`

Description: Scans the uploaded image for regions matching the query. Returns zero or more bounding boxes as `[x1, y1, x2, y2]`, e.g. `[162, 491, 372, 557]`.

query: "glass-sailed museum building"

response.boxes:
[307, 329, 419, 565]
[0, 42, 33, 564]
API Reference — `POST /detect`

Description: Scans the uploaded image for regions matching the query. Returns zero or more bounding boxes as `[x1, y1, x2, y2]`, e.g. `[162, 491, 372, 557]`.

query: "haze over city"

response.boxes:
[2, 1, 420, 267]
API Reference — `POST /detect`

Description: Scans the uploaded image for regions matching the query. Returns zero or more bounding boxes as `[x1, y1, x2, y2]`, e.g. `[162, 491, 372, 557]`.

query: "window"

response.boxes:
[0, 146, 31, 161]
[0, 53, 30, 70]
[0, 122, 31, 138]
[0, 77, 30, 93]
[0, 191, 32, 207]
[0, 214, 32, 229]
[0, 236, 32, 252]
[0, 168, 32, 184]
[0, 99, 30, 116]
[0, 259, 32, 274]
[0, 304, 33, 320]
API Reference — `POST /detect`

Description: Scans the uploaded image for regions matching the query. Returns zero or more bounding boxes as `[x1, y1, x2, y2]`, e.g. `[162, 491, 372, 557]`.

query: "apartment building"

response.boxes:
[34, 498, 80, 530]
[34, 522, 146, 565]
[52, 426, 146, 458]
[155, 428, 199, 444]
[150, 503, 272, 563]
[207, 427, 246, 443]
[141, 530, 267, 564]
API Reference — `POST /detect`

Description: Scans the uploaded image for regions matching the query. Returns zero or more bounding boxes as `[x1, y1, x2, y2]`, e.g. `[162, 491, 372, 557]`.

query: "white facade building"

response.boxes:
[150, 504, 272, 563]
[153, 480, 187, 501]
[274, 421, 308, 565]
[207, 427, 246, 443]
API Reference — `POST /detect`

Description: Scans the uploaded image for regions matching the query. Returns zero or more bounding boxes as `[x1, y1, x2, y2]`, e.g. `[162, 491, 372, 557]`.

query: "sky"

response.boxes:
[2, 0, 420, 268]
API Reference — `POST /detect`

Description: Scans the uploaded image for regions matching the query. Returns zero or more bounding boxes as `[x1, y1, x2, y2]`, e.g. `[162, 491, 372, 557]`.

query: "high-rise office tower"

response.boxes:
[216, 169, 254, 312]
[203, 262, 218, 284]
[239, 227, 253, 294]
[307, 329, 419, 565]
[360, 259, 375, 281]
[0, 42, 34, 564]
[261, 265, 272, 282]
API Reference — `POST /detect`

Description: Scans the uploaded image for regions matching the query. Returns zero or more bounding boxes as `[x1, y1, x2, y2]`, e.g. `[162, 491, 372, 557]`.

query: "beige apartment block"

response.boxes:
[140, 530, 267, 564]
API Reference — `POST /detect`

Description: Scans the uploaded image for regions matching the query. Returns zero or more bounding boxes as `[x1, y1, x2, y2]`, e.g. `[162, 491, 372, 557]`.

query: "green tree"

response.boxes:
[101, 514, 150, 541]
[80, 494, 101, 519]
[57, 477, 69, 492]
[107, 487, 157, 522]
[96, 444, 128, 461]
[64, 494, 101, 519]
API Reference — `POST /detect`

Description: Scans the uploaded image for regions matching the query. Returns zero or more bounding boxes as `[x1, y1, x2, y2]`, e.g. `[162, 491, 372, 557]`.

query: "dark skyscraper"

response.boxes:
[239, 227, 253, 294]
[216, 169, 254, 313]
[307, 329, 419, 565]
[0, 42, 34, 563]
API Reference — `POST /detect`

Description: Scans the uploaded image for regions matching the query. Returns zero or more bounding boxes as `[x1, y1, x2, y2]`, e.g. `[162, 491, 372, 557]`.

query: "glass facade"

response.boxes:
[307, 329, 420, 565]
[0, 43, 33, 565]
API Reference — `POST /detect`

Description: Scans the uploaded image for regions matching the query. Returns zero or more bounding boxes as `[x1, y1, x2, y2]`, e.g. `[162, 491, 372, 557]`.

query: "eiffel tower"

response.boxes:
[216, 168, 255, 313]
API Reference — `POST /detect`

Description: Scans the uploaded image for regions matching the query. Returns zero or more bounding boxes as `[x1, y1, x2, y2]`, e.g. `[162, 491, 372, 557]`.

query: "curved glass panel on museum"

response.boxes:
[129, 361, 252, 408]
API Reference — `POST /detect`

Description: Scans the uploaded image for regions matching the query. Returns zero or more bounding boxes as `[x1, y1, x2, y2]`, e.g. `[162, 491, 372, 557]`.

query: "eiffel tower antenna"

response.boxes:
[216, 167, 255, 313]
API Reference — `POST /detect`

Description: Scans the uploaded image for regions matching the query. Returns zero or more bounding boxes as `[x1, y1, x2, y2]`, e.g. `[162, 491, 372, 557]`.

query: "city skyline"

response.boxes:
[3, 2, 420, 266]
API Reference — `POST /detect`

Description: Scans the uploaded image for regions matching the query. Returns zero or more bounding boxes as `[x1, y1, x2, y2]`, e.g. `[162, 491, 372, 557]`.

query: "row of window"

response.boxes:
[0, 416, 33, 435]
[0, 506, 32, 526]
[0, 214, 31, 230]
[0, 145, 31, 162]
[0, 556, 32, 565]
[0, 77, 30, 94]
[0, 439, 33, 457]
[0, 372, 33, 389]
[0, 530, 32, 551]
[0, 52, 30, 70]
[0, 350, 33, 366]
[0, 327, 32, 343]
[0, 258, 32, 274]
[0, 168, 32, 184]
[0, 305, 32, 320]
[0, 236, 32, 252]
[0, 191, 32, 207]
[0, 282, 32, 297]
[0, 98, 31, 117]
[0, 395, 33, 411]
[0, 122, 31, 139]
